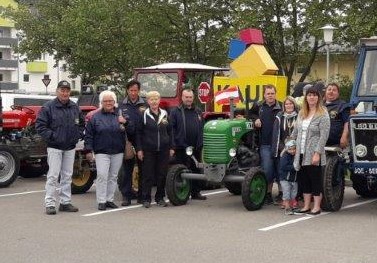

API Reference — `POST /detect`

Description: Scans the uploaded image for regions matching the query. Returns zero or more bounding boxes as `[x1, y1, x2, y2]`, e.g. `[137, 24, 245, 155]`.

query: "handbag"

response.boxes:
[124, 140, 135, 160]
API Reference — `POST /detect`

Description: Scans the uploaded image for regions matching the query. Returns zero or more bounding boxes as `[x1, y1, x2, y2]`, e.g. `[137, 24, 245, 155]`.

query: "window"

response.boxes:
[296, 66, 306, 74]
[0, 52, 2, 60]
[71, 80, 76, 90]
[23, 74, 30, 82]
[0, 29, 3, 37]
[0, 74, 3, 81]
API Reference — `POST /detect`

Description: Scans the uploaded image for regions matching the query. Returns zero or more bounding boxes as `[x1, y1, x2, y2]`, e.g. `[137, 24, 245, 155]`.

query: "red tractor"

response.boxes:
[0, 90, 98, 191]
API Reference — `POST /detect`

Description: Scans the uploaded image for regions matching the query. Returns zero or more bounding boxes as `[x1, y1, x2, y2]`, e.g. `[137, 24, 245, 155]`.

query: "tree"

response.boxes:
[234, 0, 346, 92]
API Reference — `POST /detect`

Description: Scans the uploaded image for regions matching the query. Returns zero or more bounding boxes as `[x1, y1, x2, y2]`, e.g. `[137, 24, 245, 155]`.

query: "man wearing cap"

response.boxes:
[36, 80, 85, 215]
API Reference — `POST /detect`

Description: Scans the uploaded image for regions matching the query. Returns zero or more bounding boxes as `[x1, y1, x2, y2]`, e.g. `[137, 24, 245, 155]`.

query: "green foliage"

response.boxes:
[332, 74, 353, 102]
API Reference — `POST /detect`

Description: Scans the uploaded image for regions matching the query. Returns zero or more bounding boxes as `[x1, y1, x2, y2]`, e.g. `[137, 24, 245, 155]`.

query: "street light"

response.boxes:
[320, 24, 337, 84]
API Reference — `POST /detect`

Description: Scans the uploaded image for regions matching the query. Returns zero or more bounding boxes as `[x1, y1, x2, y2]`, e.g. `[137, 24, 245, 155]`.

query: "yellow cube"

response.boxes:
[230, 45, 278, 78]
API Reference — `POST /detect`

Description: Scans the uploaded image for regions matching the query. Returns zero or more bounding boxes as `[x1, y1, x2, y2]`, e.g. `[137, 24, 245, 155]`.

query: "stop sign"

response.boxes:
[197, 82, 211, 103]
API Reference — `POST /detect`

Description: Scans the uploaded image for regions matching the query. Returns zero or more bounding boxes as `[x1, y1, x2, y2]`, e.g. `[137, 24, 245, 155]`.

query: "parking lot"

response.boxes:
[1, 176, 377, 263]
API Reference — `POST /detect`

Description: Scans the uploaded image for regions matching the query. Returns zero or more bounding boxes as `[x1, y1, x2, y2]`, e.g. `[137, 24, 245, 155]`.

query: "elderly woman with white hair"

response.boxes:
[84, 90, 127, 210]
[135, 91, 174, 208]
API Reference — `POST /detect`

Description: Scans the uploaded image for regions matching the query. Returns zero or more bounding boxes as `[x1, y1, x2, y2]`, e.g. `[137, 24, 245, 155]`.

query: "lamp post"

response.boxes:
[320, 24, 336, 84]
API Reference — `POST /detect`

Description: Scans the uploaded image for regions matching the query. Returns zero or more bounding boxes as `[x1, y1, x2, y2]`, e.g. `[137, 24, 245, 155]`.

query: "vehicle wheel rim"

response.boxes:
[175, 173, 190, 200]
[249, 173, 266, 204]
[0, 151, 15, 183]
[72, 161, 91, 187]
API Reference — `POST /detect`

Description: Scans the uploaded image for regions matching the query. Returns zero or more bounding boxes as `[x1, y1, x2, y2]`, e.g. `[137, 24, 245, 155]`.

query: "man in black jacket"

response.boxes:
[36, 80, 84, 215]
[118, 80, 147, 206]
[170, 89, 206, 200]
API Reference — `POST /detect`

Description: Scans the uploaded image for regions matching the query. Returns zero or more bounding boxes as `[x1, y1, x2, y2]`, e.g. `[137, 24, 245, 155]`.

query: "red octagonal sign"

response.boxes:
[197, 82, 211, 103]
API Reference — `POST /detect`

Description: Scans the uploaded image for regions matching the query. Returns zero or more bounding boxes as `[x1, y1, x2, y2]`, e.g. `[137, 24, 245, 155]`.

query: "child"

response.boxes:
[279, 139, 298, 215]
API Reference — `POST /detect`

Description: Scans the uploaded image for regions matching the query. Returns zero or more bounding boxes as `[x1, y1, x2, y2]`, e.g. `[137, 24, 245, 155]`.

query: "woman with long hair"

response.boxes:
[291, 87, 330, 215]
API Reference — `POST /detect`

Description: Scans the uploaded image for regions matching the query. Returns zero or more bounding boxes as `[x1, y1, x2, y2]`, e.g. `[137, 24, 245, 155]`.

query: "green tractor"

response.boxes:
[166, 94, 267, 211]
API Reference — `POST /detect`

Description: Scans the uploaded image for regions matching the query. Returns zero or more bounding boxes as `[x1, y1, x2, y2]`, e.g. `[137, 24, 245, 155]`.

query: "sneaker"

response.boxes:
[191, 193, 207, 200]
[284, 208, 294, 215]
[59, 203, 79, 212]
[121, 199, 131, 206]
[273, 192, 283, 204]
[46, 206, 56, 215]
[264, 193, 273, 205]
[98, 203, 106, 211]
[156, 199, 168, 207]
[143, 201, 151, 208]
[106, 201, 118, 209]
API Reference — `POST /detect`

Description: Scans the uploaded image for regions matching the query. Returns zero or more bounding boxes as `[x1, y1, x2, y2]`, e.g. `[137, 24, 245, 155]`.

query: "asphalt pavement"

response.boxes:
[1, 175, 377, 263]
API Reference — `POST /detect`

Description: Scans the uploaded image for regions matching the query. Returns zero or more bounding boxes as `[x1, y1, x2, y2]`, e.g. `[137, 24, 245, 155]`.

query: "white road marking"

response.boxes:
[0, 190, 45, 198]
[258, 198, 377, 231]
[82, 189, 230, 217]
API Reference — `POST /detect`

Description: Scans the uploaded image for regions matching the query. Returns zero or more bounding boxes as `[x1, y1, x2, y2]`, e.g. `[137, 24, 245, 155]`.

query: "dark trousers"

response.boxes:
[120, 156, 143, 200]
[174, 148, 204, 195]
[298, 165, 322, 196]
[142, 150, 169, 202]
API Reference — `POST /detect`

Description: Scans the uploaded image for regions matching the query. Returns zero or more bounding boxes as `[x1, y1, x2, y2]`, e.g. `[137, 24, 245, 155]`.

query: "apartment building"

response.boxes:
[0, 0, 81, 94]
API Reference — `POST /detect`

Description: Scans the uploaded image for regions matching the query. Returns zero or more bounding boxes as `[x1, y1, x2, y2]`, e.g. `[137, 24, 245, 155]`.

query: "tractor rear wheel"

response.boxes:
[166, 164, 191, 206]
[321, 154, 345, 211]
[71, 152, 96, 194]
[241, 167, 267, 211]
[0, 145, 20, 187]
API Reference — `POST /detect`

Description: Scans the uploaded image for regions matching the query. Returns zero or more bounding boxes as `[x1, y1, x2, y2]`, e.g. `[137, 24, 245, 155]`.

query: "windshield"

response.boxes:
[358, 49, 377, 96]
[137, 72, 178, 98]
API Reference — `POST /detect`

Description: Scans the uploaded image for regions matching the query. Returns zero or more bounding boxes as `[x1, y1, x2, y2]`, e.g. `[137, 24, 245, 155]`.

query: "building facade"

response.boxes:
[0, 0, 81, 94]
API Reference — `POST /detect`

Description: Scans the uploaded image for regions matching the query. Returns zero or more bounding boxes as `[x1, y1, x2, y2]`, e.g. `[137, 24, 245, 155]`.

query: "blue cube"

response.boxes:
[228, 39, 246, 60]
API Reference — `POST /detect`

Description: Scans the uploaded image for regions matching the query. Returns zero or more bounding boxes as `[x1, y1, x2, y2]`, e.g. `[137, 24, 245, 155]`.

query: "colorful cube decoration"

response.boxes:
[230, 44, 278, 78]
[228, 39, 247, 60]
[239, 28, 264, 45]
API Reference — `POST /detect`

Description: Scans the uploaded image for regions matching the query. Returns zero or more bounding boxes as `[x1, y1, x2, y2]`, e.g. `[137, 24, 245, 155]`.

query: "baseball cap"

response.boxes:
[57, 80, 71, 89]
[285, 139, 296, 149]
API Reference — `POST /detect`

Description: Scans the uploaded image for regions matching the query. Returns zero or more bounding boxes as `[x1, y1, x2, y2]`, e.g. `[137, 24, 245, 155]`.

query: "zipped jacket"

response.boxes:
[36, 98, 84, 150]
[135, 108, 172, 152]
[84, 109, 126, 154]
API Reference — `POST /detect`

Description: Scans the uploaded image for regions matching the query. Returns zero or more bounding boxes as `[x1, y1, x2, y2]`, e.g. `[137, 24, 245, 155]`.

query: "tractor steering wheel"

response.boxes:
[10, 105, 35, 115]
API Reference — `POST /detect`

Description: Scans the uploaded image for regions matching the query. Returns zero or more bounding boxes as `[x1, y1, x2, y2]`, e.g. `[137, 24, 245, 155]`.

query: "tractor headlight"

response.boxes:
[355, 144, 367, 157]
[185, 146, 193, 156]
[229, 148, 237, 157]
[374, 146, 377, 157]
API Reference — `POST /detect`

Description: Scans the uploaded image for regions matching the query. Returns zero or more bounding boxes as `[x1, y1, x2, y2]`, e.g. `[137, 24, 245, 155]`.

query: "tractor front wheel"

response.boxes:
[241, 167, 267, 211]
[0, 145, 20, 187]
[321, 154, 345, 211]
[166, 164, 191, 206]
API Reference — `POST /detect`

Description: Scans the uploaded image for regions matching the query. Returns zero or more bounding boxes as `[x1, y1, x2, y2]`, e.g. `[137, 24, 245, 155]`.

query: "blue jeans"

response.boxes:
[260, 145, 279, 184]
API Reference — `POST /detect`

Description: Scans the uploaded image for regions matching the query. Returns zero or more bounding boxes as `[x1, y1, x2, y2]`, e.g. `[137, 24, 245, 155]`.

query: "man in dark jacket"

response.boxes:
[118, 80, 147, 206]
[36, 80, 84, 215]
[248, 84, 282, 204]
[170, 89, 206, 200]
[324, 83, 350, 148]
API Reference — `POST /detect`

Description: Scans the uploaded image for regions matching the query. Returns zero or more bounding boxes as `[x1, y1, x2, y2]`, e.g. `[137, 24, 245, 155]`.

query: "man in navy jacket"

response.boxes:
[36, 80, 84, 215]
[170, 89, 206, 200]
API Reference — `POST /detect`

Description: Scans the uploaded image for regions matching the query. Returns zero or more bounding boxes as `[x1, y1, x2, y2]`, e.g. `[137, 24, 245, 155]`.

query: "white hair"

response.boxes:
[99, 90, 118, 108]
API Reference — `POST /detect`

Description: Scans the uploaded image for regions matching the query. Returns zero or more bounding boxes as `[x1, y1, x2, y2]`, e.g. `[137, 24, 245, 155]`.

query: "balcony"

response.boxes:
[0, 60, 18, 69]
[26, 61, 47, 73]
[0, 37, 17, 47]
[0, 82, 18, 91]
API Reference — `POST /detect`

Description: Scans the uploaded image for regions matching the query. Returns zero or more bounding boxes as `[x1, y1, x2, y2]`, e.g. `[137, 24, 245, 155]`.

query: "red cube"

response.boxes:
[239, 28, 264, 45]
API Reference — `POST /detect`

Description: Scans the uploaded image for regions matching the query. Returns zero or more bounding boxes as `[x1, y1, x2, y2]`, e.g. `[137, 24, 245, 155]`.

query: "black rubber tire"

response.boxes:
[351, 173, 377, 198]
[0, 145, 20, 187]
[71, 153, 96, 194]
[19, 161, 48, 178]
[241, 167, 267, 211]
[166, 164, 191, 206]
[224, 182, 242, 195]
[321, 154, 345, 211]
